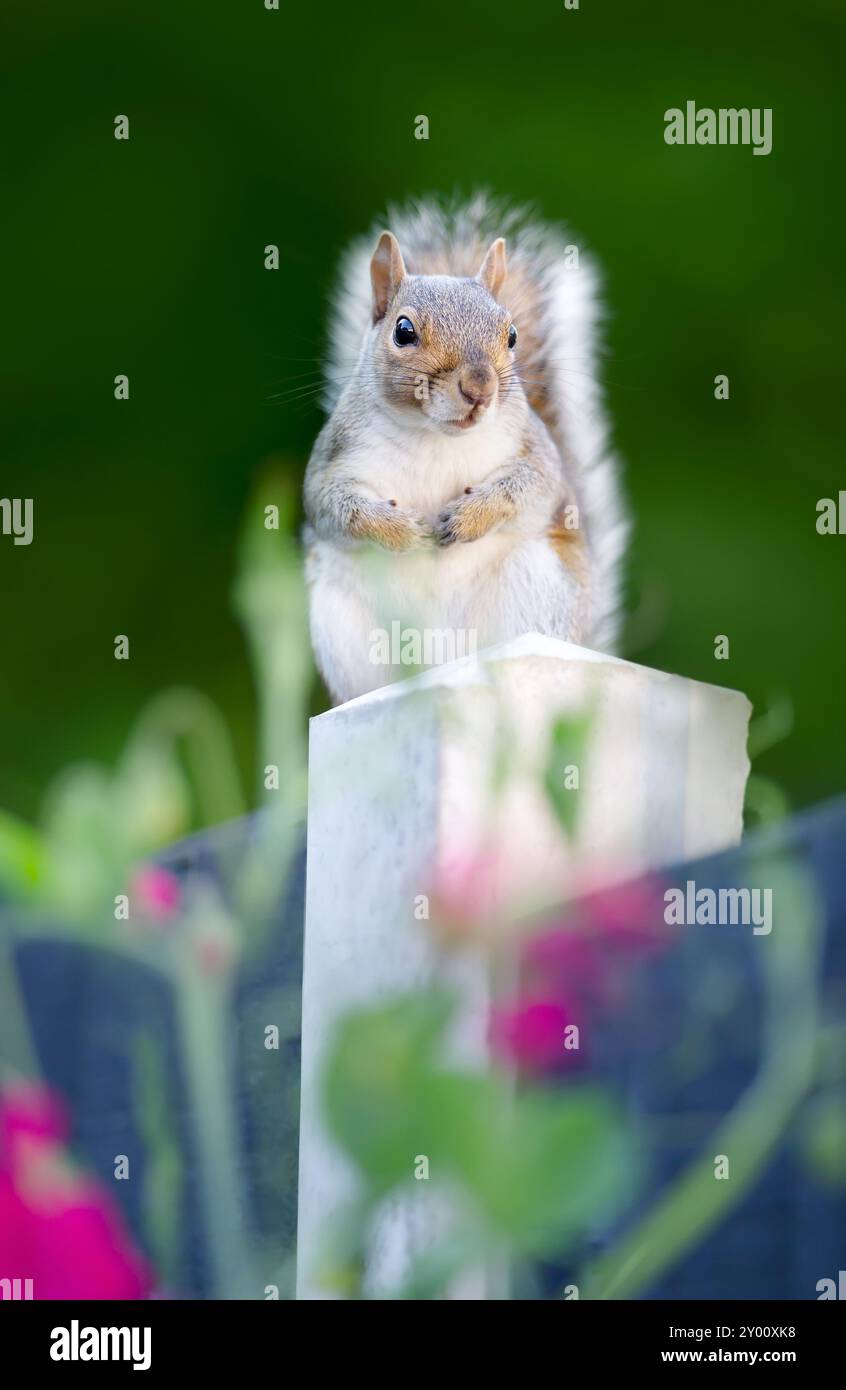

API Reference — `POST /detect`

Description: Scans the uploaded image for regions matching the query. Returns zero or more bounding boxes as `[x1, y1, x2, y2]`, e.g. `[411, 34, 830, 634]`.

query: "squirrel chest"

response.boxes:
[355, 414, 516, 520]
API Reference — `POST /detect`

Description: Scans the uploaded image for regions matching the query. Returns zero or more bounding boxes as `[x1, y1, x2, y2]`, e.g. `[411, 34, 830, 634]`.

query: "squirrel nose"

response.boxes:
[458, 365, 496, 407]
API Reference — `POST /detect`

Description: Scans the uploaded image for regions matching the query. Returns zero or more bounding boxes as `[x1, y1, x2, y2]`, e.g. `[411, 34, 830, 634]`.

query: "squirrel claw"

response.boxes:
[434, 511, 460, 546]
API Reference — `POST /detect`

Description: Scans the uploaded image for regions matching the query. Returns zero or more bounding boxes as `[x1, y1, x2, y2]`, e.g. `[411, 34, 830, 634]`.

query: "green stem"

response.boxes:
[744, 773, 790, 827]
[174, 956, 257, 1298]
[129, 687, 247, 827]
[580, 861, 821, 1299]
[133, 1030, 184, 1288]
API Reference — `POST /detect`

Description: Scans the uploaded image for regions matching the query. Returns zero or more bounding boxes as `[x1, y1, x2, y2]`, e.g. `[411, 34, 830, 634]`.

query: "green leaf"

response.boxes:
[115, 739, 193, 854]
[426, 1073, 636, 1254]
[0, 809, 46, 900]
[322, 989, 456, 1194]
[41, 764, 127, 916]
[543, 712, 590, 836]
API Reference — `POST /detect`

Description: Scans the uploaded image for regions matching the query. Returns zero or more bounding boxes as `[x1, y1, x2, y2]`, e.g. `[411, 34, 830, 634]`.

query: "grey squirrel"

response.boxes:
[303, 194, 629, 705]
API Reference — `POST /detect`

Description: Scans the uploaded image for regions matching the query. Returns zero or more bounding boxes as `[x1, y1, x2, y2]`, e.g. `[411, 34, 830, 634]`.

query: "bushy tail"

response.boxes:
[323, 193, 630, 651]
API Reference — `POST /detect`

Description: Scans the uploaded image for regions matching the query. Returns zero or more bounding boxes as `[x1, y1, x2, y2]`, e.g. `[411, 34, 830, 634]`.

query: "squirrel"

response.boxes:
[303, 194, 629, 705]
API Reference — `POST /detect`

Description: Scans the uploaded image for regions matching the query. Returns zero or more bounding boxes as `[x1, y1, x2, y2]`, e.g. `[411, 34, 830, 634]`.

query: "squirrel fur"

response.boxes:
[303, 193, 629, 705]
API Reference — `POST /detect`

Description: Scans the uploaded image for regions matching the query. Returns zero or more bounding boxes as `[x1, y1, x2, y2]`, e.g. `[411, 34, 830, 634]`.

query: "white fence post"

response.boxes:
[296, 634, 751, 1298]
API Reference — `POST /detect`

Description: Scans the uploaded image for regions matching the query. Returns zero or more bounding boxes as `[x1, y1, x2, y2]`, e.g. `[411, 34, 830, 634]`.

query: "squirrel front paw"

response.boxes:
[350, 500, 432, 551]
[434, 488, 508, 546]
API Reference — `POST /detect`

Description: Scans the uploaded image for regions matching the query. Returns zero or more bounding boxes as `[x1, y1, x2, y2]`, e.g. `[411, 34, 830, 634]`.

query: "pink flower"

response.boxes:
[518, 876, 672, 1023]
[524, 875, 670, 969]
[489, 997, 580, 1073]
[1, 1083, 66, 1145]
[581, 876, 670, 952]
[522, 928, 604, 987]
[429, 845, 504, 939]
[0, 1082, 155, 1299]
[129, 865, 182, 922]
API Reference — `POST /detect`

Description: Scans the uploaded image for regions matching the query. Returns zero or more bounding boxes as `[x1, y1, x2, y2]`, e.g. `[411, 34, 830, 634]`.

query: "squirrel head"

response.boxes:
[368, 231, 519, 436]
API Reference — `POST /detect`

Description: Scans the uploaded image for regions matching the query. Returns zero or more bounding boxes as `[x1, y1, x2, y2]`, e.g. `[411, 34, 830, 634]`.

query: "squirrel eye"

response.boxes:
[393, 316, 417, 347]
[508, 324, 517, 349]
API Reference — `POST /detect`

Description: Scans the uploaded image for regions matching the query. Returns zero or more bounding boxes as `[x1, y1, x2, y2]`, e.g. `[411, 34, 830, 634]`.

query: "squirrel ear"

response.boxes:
[370, 231, 407, 323]
[476, 237, 507, 298]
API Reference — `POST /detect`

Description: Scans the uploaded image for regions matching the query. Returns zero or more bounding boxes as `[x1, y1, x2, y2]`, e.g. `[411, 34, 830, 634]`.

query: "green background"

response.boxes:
[2, 0, 843, 821]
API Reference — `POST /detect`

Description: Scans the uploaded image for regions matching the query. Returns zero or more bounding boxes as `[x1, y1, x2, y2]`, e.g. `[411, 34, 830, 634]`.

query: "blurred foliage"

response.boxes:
[0, 478, 835, 1298]
[1, 0, 844, 822]
[322, 987, 638, 1297]
[802, 1090, 846, 1190]
[318, 844, 832, 1299]
[0, 471, 307, 923]
[0, 480, 311, 1297]
[580, 853, 824, 1298]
